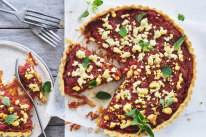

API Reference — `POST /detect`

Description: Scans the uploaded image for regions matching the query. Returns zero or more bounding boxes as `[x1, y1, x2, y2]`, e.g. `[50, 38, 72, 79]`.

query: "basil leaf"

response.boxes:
[174, 35, 186, 50]
[165, 98, 174, 107]
[139, 40, 144, 48]
[126, 108, 137, 117]
[119, 27, 127, 37]
[2, 97, 10, 107]
[42, 81, 51, 93]
[4, 114, 16, 125]
[93, 0, 103, 6]
[161, 65, 172, 77]
[126, 108, 154, 137]
[79, 10, 89, 18]
[95, 91, 111, 100]
[136, 13, 147, 22]
[91, 5, 98, 14]
[144, 123, 154, 137]
[131, 119, 142, 126]
[139, 40, 153, 52]
[160, 98, 165, 108]
[178, 14, 185, 21]
[82, 56, 90, 68]
[88, 80, 97, 88]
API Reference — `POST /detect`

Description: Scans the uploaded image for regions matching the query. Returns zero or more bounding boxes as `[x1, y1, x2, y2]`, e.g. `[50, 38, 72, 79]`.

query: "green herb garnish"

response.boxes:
[88, 80, 97, 87]
[79, 10, 89, 18]
[119, 27, 127, 37]
[139, 40, 154, 52]
[82, 56, 90, 68]
[95, 91, 111, 100]
[2, 97, 10, 107]
[160, 98, 174, 108]
[136, 13, 147, 22]
[4, 114, 16, 125]
[79, 0, 103, 18]
[178, 14, 185, 21]
[126, 108, 154, 137]
[161, 65, 172, 77]
[42, 81, 52, 93]
[174, 35, 186, 50]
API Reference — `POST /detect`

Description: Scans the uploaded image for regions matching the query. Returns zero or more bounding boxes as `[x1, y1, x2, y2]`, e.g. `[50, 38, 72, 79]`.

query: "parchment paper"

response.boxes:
[46, 0, 206, 136]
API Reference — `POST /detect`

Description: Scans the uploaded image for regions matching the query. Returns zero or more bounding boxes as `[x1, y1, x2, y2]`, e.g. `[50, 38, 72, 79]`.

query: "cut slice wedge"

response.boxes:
[18, 53, 47, 103]
[59, 40, 122, 97]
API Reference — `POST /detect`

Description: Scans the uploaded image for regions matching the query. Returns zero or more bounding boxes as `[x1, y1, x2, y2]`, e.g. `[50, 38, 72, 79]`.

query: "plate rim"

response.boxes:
[0, 40, 54, 135]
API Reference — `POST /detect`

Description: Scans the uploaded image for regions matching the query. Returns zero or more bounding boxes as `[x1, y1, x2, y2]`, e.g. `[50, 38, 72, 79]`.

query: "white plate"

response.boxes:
[0, 40, 54, 137]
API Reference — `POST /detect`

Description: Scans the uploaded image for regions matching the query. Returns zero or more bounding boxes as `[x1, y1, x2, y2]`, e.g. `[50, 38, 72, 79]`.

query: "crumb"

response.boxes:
[64, 121, 71, 125]
[200, 101, 203, 104]
[94, 128, 100, 133]
[88, 127, 93, 134]
[39, 102, 42, 106]
[75, 28, 80, 31]
[96, 105, 103, 113]
[59, 21, 63, 27]
[69, 11, 72, 13]
[187, 117, 192, 121]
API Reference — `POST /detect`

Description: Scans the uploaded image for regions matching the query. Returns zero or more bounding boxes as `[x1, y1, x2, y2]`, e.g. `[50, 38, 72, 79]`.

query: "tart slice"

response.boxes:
[18, 53, 47, 103]
[59, 40, 122, 96]
[0, 71, 33, 136]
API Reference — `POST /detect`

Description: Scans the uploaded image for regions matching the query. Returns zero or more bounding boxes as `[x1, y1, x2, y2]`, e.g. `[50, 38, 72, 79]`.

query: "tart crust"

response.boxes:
[59, 39, 75, 96]
[80, 5, 197, 137]
[0, 131, 31, 137]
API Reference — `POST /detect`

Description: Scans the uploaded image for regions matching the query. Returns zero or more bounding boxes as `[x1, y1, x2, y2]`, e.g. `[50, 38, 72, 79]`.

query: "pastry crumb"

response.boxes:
[96, 105, 103, 113]
[88, 127, 93, 134]
[200, 101, 203, 104]
[59, 21, 63, 27]
[187, 117, 192, 121]
[94, 128, 100, 133]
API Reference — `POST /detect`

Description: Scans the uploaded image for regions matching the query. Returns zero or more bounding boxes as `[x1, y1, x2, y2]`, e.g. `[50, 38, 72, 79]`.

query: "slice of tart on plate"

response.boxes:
[0, 71, 33, 137]
[59, 40, 122, 107]
[18, 53, 47, 103]
[80, 5, 196, 137]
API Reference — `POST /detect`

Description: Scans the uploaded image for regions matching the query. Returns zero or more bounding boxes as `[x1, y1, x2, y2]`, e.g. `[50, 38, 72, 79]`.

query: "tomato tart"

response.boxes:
[18, 53, 47, 103]
[79, 5, 196, 137]
[59, 40, 122, 98]
[0, 71, 33, 136]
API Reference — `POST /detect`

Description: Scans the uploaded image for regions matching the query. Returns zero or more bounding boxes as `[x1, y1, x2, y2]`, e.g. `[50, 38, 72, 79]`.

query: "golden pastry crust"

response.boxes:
[0, 131, 31, 137]
[80, 5, 197, 137]
[59, 39, 77, 96]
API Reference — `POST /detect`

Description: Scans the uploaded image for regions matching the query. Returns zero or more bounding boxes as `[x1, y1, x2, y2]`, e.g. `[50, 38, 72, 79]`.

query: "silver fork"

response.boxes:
[15, 59, 47, 137]
[31, 26, 61, 47]
[0, 0, 61, 29]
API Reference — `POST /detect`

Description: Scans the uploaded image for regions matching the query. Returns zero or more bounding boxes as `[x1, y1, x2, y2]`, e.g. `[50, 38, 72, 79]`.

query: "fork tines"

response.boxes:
[39, 28, 61, 47]
[24, 10, 61, 29]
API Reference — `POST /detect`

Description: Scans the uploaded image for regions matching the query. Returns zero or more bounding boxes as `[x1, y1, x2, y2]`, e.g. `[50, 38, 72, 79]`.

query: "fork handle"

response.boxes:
[0, 8, 15, 14]
[0, 0, 17, 11]
[19, 79, 47, 137]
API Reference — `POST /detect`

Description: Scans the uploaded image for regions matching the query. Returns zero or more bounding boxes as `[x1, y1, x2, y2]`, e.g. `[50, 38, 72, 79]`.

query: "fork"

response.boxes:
[15, 59, 47, 137]
[0, 0, 61, 47]
[0, 0, 61, 29]
[31, 25, 61, 47]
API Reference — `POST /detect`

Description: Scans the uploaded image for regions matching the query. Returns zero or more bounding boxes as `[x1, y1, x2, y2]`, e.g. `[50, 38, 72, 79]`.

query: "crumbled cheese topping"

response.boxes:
[29, 83, 40, 92]
[25, 67, 35, 79]
[76, 50, 85, 59]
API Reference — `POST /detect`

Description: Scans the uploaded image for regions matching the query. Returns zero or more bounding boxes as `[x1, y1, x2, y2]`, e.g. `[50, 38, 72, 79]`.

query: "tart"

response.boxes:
[59, 40, 122, 97]
[0, 71, 33, 136]
[18, 53, 47, 103]
[80, 5, 196, 137]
